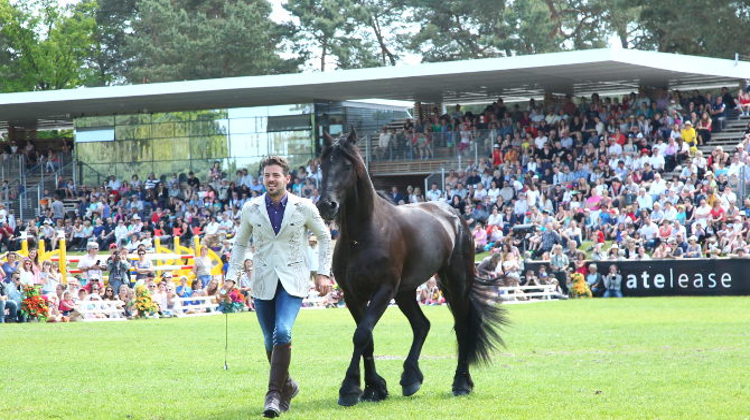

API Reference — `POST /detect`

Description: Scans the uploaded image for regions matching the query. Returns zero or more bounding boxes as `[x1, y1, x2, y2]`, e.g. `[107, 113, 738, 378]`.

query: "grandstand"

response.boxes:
[2, 48, 750, 323]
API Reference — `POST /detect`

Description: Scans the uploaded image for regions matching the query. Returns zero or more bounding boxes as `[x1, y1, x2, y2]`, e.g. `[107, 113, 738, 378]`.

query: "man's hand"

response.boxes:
[315, 275, 332, 297]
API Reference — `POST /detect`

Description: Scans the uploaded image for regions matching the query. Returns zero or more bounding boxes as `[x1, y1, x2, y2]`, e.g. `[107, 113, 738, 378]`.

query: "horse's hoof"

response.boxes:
[361, 386, 389, 402]
[338, 391, 362, 407]
[402, 382, 422, 397]
[452, 387, 472, 396]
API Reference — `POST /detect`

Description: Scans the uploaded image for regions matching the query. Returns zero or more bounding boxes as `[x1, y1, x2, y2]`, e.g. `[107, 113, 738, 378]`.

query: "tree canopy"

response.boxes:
[0, 0, 748, 92]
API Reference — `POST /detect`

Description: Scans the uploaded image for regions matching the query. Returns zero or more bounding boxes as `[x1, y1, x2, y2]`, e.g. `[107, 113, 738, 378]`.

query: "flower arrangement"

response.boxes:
[21, 285, 49, 322]
[132, 285, 159, 318]
[569, 272, 592, 299]
[218, 288, 245, 314]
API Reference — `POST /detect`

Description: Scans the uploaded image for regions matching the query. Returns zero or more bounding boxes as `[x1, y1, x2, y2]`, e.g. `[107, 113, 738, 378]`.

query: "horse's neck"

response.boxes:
[340, 173, 377, 237]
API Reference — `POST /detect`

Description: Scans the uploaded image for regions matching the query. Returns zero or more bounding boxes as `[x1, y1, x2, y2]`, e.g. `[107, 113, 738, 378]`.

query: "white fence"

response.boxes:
[173, 295, 219, 317]
[73, 299, 127, 321]
[496, 284, 559, 302]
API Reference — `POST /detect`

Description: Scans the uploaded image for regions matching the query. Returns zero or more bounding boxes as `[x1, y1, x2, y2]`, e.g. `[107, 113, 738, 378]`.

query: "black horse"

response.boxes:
[316, 130, 508, 406]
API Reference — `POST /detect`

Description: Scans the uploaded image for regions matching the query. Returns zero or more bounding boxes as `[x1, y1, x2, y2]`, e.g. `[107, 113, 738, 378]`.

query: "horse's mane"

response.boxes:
[376, 190, 391, 201]
[320, 134, 367, 177]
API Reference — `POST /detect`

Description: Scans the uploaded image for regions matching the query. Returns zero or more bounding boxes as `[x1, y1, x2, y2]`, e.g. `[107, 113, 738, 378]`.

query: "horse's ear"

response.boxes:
[346, 128, 358, 145]
[323, 131, 334, 147]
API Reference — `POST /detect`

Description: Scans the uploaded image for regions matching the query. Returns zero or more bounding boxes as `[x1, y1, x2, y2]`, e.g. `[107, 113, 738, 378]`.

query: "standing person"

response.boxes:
[603, 264, 623, 298]
[193, 246, 213, 288]
[107, 245, 131, 293]
[226, 156, 331, 418]
[77, 242, 105, 287]
[549, 244, 570, 294]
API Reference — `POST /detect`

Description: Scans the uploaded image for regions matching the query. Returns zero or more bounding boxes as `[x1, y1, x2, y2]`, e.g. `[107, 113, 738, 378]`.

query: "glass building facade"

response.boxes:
[74, 101, 409, 185]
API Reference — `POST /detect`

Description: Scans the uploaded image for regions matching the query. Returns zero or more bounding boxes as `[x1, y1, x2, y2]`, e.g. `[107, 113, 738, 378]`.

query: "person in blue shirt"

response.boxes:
[1, 273, 22, 322]
[2, 252, 20, 281]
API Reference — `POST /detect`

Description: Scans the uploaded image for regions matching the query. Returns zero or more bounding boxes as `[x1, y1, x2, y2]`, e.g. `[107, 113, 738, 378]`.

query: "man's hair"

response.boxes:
[260, 156, 291, 176]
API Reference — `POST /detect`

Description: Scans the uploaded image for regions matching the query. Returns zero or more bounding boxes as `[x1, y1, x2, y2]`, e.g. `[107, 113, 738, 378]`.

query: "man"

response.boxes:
[227, 156, 331, 418]
[425, 183, 442, 202]
[51, 195, 65, 221]
[0, 222, 15, 252]
[1, 273, 21, 322]
[0, 273, 21, 324]
[586, 263, 604, 297]
[107, 245, 130, 293]
[77, 242, 105, 287]
[388, 186, 405, 205]
[113, 219, 129, 247]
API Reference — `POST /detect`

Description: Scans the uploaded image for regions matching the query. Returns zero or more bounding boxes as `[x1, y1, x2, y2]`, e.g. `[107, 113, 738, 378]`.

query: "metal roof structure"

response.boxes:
[1, 48, 748, 130]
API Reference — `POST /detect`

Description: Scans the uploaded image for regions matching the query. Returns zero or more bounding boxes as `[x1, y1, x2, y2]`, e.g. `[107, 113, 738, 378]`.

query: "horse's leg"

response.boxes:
[395, 290, 430, 397]
[360, 336, 389, 403]
[338, 285, 394, 406]
[339, 298, 366, 406]
[439, 264, 475, 396]
[355, 297, 388, 403]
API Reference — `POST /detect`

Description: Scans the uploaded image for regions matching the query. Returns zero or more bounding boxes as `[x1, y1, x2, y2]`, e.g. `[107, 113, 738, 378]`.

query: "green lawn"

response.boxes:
[3, 297, 749, 420]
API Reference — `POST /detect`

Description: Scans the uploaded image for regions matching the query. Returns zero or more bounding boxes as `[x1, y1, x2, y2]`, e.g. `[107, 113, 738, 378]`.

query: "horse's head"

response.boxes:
[317, 130, 362, 220]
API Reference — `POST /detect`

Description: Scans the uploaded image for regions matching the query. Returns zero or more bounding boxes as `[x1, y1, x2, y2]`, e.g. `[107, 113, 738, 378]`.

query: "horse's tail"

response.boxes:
[441, 212, 509, 367]
[465, 274, 509, 365]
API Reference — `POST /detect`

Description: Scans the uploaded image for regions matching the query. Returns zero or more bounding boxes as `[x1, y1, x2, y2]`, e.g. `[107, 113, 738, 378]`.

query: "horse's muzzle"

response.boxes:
[317, 199, 339, 220]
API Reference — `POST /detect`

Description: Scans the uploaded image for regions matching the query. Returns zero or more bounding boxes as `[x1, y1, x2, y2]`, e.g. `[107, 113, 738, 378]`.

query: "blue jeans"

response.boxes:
[0, 299, 19, 322]
[198, 275, 212, 289]
[604, 290, 623, 298]
[254, 282, 303, 352]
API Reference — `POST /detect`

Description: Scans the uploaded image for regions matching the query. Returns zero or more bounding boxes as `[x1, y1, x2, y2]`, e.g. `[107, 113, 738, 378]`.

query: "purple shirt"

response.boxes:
[265, 193, 288, 235]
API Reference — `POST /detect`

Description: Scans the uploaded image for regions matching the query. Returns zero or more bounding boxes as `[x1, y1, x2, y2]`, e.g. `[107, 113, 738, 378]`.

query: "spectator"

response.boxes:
[193, 246, 213, 288]
[3, 273, 22, 321]
[2, 251, 20, 278]
[585, 263, 605, 297]
[107, 246, 131, 291]
[39, 260, 60, 298]
[0, 273, 20, 322]
[603, 264, 623, 298]
[549, 244, 569, 293]
[133, 248, 153, 283]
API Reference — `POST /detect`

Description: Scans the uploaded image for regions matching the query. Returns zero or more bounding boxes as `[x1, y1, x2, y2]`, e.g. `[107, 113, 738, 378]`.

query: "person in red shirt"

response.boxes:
[491, 143, 503, 166]
[0, 222, 14, 252]
[151, 207, 164, 224]
[710, 200, 725, 222]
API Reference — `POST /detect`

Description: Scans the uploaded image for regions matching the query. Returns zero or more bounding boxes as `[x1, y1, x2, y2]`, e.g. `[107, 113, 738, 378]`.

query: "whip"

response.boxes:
[224, 311, 229, 370]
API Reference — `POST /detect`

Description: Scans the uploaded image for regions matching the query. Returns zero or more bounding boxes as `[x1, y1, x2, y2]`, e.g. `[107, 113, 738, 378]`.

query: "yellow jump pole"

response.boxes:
[58, 231, 68, 284]
[173, 236, 180, 252]
[193, 236, 201, 255]
[38, 237, 46, 258]
[20, 231, 28, 256]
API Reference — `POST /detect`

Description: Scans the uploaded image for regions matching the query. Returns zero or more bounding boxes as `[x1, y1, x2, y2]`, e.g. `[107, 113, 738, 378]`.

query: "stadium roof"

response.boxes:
[2, 48, 749, 130]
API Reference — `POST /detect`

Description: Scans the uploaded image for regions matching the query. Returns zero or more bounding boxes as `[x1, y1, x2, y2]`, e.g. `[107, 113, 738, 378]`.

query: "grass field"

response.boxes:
[3, 297, 749, 420]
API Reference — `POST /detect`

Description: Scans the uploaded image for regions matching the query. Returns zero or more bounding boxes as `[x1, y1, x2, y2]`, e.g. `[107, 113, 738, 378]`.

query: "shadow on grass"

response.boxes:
[200, 389, 487, 420]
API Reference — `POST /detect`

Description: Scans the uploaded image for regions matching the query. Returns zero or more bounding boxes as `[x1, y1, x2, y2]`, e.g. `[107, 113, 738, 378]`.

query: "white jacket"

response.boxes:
[227, 193, 331, 300]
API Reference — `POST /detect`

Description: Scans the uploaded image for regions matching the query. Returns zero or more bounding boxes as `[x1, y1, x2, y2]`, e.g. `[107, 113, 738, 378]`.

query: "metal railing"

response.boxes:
[424, 168, 446, 199]
[368, 129, 493, 165]
[17, 183, 41, 222]
[0, 154, 25, 181]
[75, 160, 107, 188]
[740, 166, 750, 201]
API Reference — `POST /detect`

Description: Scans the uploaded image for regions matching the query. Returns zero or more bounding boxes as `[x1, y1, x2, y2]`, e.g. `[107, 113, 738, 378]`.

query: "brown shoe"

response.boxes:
[263, 391, 281, 418]
[263, 344, 291, 418]
[266, 347, 299, 412]
[279, 377, 299, 412]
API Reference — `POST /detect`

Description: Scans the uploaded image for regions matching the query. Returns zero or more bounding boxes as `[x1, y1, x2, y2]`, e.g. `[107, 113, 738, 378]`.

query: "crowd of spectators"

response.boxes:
[379, 87, 750, 296]
[3, 87, 750, 314]
[0, 156, 338, 322]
